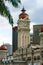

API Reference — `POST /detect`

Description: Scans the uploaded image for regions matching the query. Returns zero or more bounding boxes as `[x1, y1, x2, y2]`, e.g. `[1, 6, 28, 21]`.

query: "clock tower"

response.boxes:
[17, 8, 30, 48]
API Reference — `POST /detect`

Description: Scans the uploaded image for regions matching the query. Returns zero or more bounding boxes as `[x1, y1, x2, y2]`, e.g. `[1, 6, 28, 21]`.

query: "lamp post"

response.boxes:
[31, 49, 34, 65]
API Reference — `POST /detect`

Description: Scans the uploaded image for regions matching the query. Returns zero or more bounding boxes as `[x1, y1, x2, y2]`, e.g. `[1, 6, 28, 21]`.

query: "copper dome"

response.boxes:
[13, 26, 18, 30]
[19, 7, 29, 19]
[0, 45, 7, 50]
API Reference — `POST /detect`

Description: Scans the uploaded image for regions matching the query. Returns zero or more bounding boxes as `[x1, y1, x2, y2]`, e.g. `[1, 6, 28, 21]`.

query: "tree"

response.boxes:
[0, 0, 21, 26]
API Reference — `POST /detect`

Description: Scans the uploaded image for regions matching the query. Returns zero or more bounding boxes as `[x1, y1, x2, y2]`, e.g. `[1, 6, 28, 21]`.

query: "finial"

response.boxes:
[21, 7, 26, 13]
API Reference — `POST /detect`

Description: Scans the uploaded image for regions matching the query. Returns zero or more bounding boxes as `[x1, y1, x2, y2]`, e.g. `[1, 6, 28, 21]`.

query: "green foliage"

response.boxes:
[10, 0, 21, 7]
[0, 0, 21, 26]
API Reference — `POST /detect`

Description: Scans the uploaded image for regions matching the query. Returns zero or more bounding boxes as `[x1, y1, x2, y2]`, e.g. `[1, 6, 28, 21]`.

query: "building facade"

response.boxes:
[0, 44, 7, 61]
[40, 26, 43, 65]
[33, 25, 43, 44]
[12, 8, 43, 65]
[12, 26, 18, 52]
[17, 8, 30, 48]
[13, 45, 41, 65]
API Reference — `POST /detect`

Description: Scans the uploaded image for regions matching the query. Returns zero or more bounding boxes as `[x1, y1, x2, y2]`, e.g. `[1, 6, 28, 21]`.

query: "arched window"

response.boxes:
[27, 57, 31, 61]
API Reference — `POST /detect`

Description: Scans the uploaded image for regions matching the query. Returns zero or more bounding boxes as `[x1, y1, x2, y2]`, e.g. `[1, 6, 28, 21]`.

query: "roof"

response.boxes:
[0, 45, 7, 50]
[19, 7, 29, 19]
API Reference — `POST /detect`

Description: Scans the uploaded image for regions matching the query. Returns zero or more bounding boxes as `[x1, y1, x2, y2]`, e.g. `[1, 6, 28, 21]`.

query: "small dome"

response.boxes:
[41, 26, 43, 32]
[19, 7, 29, 19]
[0, 45, 7, 50]
[13, 26, 18, 30]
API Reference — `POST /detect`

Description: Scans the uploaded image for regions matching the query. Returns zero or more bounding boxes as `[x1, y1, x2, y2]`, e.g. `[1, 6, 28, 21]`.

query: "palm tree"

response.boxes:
[0, 0, 21, 26]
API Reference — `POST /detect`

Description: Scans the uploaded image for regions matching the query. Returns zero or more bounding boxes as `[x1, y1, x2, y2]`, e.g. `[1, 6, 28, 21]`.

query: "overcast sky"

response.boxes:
[0, 0, 43, 45]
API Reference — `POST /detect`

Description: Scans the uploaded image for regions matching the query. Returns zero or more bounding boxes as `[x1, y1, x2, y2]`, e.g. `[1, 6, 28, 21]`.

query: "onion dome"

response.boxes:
[0, 45, 7, 50]
[19, 7, 29, 19]
[41, 26, 43, 32]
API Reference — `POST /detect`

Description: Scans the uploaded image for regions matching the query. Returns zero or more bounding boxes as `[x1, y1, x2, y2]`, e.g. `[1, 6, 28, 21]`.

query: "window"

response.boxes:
[27, 57, 31, 61]
[34, 56, 37, 60]
[37, 56, 40, 60]
[41, 51, 43, 53]
[41, 54, 43, 58]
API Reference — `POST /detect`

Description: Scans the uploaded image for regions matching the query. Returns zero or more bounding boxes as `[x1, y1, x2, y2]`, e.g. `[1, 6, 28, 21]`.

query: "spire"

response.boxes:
[21, 7, 26, 13]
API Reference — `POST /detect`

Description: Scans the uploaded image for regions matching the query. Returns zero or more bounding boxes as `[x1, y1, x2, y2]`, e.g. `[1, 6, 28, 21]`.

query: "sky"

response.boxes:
[0, 0, 43, 45]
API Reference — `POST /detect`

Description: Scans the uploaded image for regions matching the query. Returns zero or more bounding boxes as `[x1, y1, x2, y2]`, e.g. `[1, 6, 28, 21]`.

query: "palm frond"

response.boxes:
[0, 0, 21, 26]
[0, 0, 13, 26]
[7, 0, 21, 7]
